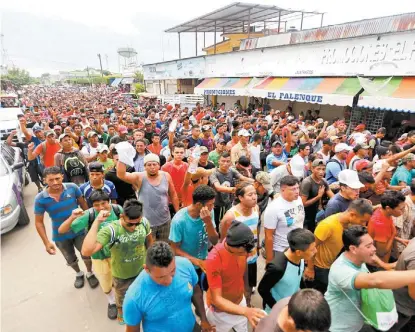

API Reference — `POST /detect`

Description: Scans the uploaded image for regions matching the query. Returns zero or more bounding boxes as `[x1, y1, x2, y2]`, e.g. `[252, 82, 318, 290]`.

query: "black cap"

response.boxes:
[226, 221, 254, 247]
[88, 162, 104, 173]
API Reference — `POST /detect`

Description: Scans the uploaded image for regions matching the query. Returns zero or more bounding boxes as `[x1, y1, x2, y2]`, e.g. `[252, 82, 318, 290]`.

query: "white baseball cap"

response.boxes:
[335, 143, 352, 153]
[289, 155, 305, 179]
[238, 129, 251, 137]
[338, 169, 364, 189]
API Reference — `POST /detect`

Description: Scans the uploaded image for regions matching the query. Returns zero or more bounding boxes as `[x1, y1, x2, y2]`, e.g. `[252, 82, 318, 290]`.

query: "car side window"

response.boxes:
[1, 145, 15, 166]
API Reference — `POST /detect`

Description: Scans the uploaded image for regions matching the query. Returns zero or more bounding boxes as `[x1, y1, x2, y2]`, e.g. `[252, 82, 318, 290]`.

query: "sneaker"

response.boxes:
[74, 275, 85, 289]
[107, 304, 117, 320]
[86, 274, 99, 289]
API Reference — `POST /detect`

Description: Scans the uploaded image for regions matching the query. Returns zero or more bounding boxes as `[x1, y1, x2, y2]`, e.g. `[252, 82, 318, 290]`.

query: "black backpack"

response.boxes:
[62, 151, 87, 181]
[87, 204, 121, 229]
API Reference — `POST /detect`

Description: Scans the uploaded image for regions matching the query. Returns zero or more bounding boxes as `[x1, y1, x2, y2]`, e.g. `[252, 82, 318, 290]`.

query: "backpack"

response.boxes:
[87, 204, 121, 229]
[62, 151, 87, 181]
[327, 158, 344, 170]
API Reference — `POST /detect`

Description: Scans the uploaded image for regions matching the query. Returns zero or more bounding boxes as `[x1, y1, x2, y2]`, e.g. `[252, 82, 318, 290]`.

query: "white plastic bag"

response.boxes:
[115, 141, 136, 167]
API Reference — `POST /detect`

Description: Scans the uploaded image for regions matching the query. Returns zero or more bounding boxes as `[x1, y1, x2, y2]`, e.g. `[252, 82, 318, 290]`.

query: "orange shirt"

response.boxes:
[34, 141, 61, 168]
[206, 242, 246, 309]
[147, 144, 162, 155]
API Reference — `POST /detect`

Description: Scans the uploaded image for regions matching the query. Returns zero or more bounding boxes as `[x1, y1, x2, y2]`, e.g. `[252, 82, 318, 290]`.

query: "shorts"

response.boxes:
[247, 262, 257, 288]
[113, 275, 137, 310]
[214, 204, 231, 234]
[151, 221, 171, 242]
[92, 258, 112, 293]
[206, 297, 248, 332]
[196, 267, 209, 292]
[28, 160, 43, 182]
[55, 234, 91, 268]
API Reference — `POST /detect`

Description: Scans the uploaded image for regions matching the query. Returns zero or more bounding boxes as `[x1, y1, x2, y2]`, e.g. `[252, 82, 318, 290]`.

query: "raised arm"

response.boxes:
[116, 160, 140, 185]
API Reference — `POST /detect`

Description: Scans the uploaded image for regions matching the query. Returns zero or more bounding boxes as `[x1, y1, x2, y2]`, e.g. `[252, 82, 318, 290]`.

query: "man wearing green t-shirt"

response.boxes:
[59, 190, 122, 320]
[82, 199, 153, 325]
[97, 145, 115, 174]
[208, 138, 226, 167]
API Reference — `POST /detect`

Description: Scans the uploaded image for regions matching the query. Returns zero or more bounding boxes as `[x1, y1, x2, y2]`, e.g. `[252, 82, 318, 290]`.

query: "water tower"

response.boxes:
[117, 47, 138, 74]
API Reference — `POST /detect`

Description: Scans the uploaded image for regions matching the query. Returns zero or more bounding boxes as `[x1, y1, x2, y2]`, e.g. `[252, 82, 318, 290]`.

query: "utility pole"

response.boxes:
[86, 66, 92, 86]
[97, 54, 104, 77]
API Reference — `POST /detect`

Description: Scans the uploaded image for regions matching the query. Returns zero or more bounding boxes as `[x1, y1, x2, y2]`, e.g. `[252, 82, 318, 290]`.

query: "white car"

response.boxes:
[0, 108, 24, 142]
[0, 144, 30, 234]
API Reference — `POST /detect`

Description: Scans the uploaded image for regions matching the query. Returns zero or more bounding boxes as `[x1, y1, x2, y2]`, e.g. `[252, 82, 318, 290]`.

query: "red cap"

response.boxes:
[355, 124, 366, 132]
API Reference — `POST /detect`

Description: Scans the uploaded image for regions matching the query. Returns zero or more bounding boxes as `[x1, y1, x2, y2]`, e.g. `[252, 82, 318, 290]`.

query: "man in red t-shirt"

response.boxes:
[205, 221, 266, 331]
[368, 191, 406, 263]
[28, 130, 61, 168]
[161, 142, 188, 205]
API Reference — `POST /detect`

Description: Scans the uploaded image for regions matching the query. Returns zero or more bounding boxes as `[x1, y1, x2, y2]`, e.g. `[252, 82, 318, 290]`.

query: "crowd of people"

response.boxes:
[4, 85, 415, 332]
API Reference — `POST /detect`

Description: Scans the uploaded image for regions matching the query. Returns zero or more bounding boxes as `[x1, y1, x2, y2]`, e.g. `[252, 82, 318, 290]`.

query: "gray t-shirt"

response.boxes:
[393, 238, 415, 316]
[325, 253, 369, 332]
[255, 296, 290, 332]
[263, 196, 305, 252]
[270, 165, 290, 194]
[209, 169, 241, 207]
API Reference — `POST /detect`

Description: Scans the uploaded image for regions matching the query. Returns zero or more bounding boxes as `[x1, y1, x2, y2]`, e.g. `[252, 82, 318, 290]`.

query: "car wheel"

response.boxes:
[24, 172, 30, 186]
[18, 204, 30, 226]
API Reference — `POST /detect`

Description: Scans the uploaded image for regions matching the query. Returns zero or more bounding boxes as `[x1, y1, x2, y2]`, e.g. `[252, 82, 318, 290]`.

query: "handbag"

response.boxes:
[338, 285, 398, 331]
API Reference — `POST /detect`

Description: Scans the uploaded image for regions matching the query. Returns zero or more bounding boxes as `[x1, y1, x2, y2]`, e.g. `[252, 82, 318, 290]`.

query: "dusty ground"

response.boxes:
[1, 183, 265, 332]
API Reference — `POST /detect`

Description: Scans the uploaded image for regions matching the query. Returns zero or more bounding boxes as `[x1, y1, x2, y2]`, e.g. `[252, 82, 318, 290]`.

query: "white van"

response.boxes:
[0, 108, 24, 142]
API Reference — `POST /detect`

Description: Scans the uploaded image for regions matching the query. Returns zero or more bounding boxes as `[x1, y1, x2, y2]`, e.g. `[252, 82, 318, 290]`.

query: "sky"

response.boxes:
[1, 0, 414, 76]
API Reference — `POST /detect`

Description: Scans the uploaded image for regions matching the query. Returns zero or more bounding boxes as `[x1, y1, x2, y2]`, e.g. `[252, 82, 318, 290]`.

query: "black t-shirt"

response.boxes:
[198, 161, 215, 170]
[403, 143, 414, 151]
[105, 167, 136, 206]
[300, 176, 329, 221]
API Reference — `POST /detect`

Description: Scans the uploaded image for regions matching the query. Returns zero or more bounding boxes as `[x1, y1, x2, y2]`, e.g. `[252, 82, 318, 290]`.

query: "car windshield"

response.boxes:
[0, 109, 22, 121]
[0, 157, 10, 177]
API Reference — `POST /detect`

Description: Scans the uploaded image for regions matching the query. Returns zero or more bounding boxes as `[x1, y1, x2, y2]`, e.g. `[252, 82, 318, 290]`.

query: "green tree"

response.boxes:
[41, 73, 51, 78]
[4, 67, 35, 87]
[134, 71, 144, 83]
[134, 83, 146, 93]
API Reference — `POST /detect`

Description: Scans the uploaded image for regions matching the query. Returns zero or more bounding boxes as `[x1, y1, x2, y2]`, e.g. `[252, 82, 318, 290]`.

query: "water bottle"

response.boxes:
[169, 118, 178, 133]
[188, 145, 200, 174]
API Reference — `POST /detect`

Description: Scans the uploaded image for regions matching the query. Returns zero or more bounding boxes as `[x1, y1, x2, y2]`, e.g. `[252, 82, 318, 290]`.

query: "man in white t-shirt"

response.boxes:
[264, 175, 305, 263]
[81, 131, 107, 163]
[250, 133, 262, 170]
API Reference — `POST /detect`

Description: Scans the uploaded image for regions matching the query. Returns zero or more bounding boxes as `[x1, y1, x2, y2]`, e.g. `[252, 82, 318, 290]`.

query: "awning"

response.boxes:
[357, 77, 415, 113]
[121, 77, 135, 84]
[252, 77, 362, 106]
[111, 78, 122, 87]
[194, 78, 259, 96]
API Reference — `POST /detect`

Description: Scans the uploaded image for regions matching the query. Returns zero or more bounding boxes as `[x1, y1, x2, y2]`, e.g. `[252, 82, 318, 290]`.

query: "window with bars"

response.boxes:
[349, 107, 386, 134]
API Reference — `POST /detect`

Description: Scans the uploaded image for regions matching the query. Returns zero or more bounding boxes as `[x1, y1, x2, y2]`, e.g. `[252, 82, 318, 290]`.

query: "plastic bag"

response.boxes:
[360, 288, 398, 331]
[115, 141, 136, 167]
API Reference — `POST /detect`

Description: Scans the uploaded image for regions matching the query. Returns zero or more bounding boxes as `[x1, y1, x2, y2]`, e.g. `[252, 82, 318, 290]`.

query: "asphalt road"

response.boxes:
[1, 183, 265, 332]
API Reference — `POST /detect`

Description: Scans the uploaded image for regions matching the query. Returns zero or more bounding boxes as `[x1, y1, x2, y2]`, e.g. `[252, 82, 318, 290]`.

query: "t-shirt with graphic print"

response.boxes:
[263, 196, 305, 252]
[97, 218, 151, 279]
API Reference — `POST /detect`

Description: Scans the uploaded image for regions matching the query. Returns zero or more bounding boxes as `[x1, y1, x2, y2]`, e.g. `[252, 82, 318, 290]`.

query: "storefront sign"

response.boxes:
[268, 92, 323, 103]
[144, 31, 415, 80]
[204, 89, 236, 96]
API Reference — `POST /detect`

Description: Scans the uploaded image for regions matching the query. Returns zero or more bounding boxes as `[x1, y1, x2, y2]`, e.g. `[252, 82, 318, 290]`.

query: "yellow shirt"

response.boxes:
[314, 213, 344, 269]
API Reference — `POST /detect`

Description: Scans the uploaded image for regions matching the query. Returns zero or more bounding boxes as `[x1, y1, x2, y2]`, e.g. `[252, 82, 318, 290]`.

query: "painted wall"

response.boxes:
[204, 33, 264, 55]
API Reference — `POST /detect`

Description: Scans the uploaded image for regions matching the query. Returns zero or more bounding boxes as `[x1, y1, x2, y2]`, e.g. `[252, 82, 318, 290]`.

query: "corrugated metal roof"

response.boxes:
[240, 12, 415, 50]
[289, 12, 415, 44]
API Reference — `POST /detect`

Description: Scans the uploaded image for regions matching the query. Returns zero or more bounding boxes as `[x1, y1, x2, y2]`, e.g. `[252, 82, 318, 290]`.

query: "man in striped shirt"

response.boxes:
[34, 166, 98, 289]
